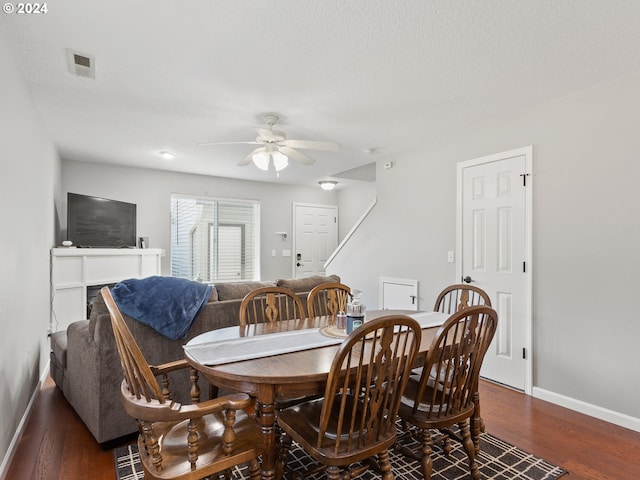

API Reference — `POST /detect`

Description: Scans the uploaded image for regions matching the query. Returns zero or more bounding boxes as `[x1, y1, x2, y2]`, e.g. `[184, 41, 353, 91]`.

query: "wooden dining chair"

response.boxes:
[276, 315, 422, 480]
[239, 286, 307, 329]
[101, 287, 263, 480]
[306, 282, 352, 318]
[396, 305, 498, 480]
[433, 284, 492, 314]
[431, 283, 492, 452]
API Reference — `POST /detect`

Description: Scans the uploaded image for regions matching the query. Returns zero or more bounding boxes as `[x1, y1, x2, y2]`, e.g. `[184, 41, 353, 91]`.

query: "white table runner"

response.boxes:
[184, 311, 448, 367]
[409, 311, 448, 328]
[184, 328, 342, 366]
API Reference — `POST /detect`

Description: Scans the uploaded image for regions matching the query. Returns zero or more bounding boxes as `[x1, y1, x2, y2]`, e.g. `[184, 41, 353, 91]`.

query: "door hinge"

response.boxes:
[522, 347, 526, 359]
[523, 261, 526, 273]
[520, 173, 530, 186]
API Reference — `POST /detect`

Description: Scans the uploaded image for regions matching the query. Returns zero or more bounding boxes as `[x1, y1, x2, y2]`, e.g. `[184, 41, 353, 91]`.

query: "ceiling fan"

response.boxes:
[197, 113, 340, 174]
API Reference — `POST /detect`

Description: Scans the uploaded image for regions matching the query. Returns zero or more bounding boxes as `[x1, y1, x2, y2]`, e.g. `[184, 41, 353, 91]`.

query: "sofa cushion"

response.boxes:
[277, 275, 341, 293]
[215, 281, 276, 301]
[209, 286, 219, 302]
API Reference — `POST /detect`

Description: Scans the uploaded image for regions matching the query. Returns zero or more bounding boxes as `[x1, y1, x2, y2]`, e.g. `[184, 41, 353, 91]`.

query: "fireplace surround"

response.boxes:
[50, 247, 162, 333]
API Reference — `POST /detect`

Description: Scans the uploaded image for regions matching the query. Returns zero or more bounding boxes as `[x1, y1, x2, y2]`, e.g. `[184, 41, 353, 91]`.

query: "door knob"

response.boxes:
[462, 276, 474, 284]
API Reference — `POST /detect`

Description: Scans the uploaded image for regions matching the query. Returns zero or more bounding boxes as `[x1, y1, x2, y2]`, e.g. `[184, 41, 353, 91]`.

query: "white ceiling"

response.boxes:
[4, 1, 640, 188]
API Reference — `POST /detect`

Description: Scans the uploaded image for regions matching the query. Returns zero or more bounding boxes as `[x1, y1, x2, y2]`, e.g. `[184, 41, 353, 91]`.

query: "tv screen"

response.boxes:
[67, 193, 137, 248]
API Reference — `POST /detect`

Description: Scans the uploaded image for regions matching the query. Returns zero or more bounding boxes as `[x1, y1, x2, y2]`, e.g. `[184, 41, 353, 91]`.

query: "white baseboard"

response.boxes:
[533, 386, 640, 433]
[0, 363, 49, 480]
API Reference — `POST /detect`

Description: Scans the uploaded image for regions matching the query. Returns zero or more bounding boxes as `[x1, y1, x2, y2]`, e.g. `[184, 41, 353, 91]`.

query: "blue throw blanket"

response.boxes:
[111, 276, 213, 340]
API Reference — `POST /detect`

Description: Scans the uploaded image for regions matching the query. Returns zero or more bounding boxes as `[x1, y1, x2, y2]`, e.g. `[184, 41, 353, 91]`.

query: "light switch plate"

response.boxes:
[447, 251, 455, 263]
[282, 249, 291, 257]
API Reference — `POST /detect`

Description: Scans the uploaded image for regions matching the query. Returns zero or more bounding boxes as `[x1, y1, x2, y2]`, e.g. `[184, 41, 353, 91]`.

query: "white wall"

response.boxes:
[0, 20, 60, 474]
[329, 73, 640, 424]
[60, 160, 340, 281]
[336, 181, 377, 237]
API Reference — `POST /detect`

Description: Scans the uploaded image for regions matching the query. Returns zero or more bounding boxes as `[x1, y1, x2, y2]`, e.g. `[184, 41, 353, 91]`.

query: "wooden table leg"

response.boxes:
[256, 385, 277, 480]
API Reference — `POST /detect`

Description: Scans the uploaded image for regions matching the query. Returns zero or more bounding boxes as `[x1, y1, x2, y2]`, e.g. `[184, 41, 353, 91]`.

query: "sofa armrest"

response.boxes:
[65, 315, 138, 443]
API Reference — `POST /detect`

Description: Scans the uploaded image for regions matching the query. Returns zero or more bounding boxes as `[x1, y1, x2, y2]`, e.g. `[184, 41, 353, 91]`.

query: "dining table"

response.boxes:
[183, 309, 449, 480]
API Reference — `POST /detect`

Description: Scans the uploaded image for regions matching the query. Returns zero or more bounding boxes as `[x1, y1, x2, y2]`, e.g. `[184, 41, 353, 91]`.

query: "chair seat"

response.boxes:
[138, 409, 262, 480]
[401, 377, 475, 421]
[278, 395, 397, 465]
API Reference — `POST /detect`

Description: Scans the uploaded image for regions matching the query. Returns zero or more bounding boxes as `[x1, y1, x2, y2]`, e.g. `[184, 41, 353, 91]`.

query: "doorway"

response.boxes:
[456, 146, 532, 394]
[292, 203, 338, 278]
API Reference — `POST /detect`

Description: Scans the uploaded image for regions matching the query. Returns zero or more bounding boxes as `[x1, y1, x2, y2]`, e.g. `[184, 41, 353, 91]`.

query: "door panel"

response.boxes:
[293, 204, 338, 278]
[459, 148, 531, 391]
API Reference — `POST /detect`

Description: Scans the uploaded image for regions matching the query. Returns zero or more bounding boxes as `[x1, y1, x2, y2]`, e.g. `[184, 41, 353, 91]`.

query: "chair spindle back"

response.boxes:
[433, 284, 491, 314]
[319, 315, 421, 453]
[101, 286, 166, 403]
[412, 305, 498, 419]
[307, 282, 352, 318]
[239, 286, 306, 328]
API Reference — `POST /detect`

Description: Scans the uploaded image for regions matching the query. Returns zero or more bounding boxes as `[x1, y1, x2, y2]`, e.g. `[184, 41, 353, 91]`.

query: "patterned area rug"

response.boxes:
[115, 428, 567, 480]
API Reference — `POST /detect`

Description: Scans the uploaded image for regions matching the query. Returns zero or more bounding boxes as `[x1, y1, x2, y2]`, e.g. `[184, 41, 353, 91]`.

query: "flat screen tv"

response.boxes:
[67, 192, 137, 248]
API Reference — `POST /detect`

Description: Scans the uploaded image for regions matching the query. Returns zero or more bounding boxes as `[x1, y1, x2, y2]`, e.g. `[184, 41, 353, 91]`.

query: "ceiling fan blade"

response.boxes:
[197, 140, 260, 146]
[282, 139, 340, 151]
[238, 147, 264, 166]
[280, 146, 315, 165]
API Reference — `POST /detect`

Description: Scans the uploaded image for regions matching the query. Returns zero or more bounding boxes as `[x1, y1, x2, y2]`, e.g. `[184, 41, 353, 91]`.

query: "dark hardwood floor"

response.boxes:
[6, 376, 640, 479]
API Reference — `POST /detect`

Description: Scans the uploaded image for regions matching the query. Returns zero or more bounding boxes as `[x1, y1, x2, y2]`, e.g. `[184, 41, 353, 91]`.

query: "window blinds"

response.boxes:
[170, 194, 260, 283]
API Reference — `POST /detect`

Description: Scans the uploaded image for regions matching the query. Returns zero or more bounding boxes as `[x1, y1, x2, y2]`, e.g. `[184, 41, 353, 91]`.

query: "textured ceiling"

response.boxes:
[4, 0, 640, 188]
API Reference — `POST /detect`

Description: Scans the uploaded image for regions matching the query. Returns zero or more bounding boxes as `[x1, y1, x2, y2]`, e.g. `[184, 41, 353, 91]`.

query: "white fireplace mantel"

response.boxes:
[50, 247, 162, 333]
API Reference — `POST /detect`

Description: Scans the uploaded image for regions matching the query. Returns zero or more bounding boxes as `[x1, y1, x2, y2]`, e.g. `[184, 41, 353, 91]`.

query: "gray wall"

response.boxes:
[0, 20, 60, 473]
[336, 181, 377, 237]
[60, 160, 341, 281]
[328, 72, 640, 422]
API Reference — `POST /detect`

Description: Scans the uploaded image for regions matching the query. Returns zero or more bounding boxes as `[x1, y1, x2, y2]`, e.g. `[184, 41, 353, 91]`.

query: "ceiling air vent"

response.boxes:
[66, 49, 95, 79]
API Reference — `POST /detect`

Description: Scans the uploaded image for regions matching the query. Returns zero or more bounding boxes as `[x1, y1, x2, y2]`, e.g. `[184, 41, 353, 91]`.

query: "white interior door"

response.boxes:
[457, 146, 532, 393]
[293, 203, 338, 278]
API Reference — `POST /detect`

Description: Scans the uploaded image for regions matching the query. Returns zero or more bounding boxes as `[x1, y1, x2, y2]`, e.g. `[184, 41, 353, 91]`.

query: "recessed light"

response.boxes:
[319, 180, 338, 191]
[159, 151, 175, 160]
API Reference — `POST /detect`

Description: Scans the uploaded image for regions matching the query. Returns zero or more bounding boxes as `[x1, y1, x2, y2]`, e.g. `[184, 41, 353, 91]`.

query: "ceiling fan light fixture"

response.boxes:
[252, 151, 270, 171]
[319, 180, 338, 191]
[272, 151, 289, 171]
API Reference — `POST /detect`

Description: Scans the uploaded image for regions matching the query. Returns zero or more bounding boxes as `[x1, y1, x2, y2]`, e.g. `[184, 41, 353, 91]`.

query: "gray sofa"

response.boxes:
[49, 274, 338, 445]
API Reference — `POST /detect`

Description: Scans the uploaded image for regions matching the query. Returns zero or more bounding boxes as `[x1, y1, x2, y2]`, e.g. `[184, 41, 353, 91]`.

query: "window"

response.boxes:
[171, 194, 260, 283]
